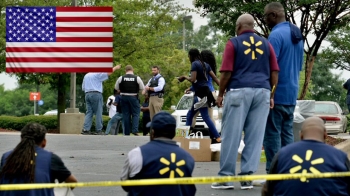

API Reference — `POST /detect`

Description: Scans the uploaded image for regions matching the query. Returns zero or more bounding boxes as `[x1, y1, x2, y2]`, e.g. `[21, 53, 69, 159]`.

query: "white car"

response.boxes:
[43, 109, 67, 115]
[313, 101, 348, 134]
[171, 92, 221, 133]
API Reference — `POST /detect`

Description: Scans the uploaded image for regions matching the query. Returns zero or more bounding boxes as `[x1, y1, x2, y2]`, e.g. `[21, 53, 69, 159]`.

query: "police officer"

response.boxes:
[144, 66, 165, 120]
[115, 65, 145, 136]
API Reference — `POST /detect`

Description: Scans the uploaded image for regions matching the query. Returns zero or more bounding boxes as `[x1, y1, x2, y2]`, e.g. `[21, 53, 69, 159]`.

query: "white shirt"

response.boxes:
[106, 95, 116, 118]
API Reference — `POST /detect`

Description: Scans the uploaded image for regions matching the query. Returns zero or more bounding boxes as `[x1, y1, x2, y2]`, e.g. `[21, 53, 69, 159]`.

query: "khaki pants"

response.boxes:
[192, 91, 217, 127]
[149, 96, 164, 120]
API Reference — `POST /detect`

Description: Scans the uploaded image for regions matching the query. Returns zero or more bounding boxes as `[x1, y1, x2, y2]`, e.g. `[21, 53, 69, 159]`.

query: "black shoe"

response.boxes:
[81, 130, 91, 135]
[240, 181, 253, 190]
[132, 133, 139, 136]
[95, 131, 105, 135]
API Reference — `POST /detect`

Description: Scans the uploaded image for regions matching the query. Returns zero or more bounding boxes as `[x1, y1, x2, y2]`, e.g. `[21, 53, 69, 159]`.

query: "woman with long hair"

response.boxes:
[178, 48, 221, 142]
[0, 123, 77, 196]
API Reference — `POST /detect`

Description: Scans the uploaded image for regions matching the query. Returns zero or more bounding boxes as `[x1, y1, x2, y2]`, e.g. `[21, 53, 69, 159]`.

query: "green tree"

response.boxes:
[194, 0, 350, 99]
[322, 24, 350, 71]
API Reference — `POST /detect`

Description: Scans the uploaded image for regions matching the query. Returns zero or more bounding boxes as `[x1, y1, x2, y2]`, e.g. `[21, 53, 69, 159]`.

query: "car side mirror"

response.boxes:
[342, 111, 349, 115]
[171, 105, 176, 110]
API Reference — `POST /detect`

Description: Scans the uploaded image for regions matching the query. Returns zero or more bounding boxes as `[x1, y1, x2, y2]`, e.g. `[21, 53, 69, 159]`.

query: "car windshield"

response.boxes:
[176, 96, 193, 110]
[315, 103, 338, 114]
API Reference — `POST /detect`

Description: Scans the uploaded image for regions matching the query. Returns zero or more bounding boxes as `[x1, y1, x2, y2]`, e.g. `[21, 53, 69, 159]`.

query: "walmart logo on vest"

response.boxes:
[159, 153, 186, 178]
[289, 149, 324, 182]
[243, 36, 264, 60]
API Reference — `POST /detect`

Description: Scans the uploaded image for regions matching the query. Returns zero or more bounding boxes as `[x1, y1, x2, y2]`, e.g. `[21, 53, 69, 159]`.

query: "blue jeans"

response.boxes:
[218, 88, 270, 176]
[121, 95, 140, 135]
[105, 113, 124, 135]
[83, 92, 103, 131]
[263, 104, 295, 173]
[186, 96, 220, 139]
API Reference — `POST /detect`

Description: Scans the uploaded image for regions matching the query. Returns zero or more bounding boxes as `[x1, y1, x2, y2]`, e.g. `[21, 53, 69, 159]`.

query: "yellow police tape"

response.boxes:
[1, 172, 350, 191]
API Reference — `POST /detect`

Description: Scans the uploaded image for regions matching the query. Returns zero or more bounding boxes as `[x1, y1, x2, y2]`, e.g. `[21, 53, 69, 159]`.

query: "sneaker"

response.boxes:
[252, 179, 266, 186]
[211, 182, 234, 190]
[132, 133, 139, 136]
[81, 130, 91, 135]
[240, 181, 253, 190]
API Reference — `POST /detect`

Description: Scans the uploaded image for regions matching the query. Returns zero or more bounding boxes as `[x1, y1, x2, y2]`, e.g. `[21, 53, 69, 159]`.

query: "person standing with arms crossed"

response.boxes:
[262, 2, 304, 176]
[115, 65, 145, 136]
[143, 66, 165, 120]
[211, 14, 279, 190]
[81, 65, 121, 135]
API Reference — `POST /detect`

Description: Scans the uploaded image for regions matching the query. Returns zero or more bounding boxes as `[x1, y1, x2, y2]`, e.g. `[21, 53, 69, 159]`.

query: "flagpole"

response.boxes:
[69, 0, 77, 111]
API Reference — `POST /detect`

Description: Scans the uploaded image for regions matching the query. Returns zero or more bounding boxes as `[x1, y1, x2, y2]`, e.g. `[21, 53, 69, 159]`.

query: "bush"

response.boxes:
[0, 114, 145, 132]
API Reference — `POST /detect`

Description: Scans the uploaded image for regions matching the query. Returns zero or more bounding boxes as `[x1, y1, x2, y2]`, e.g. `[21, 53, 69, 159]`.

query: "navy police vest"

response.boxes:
[128, 140, 196, 196]
[148, 75, 164, 95]
[120, 74, 139, 93]
[228, 32, 271, 91]
[0, 146, 53, 196]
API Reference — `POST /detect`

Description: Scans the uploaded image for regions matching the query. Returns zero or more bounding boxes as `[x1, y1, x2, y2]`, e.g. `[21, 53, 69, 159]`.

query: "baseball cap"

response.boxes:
[146, 112, 176, 130]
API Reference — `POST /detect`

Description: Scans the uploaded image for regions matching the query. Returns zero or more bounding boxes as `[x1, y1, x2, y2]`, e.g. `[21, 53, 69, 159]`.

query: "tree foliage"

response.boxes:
[309, 57, 346, 109]
[322, 24, 350, 71]
[194, 0, 350, 99]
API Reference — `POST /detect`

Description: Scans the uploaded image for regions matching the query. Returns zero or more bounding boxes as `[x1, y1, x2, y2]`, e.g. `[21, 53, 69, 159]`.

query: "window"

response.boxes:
[314, 103, 339, 114]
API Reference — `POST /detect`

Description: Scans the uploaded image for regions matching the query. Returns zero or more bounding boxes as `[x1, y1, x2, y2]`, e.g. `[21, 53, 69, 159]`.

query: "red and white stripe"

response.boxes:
[6, 7, 113, 73]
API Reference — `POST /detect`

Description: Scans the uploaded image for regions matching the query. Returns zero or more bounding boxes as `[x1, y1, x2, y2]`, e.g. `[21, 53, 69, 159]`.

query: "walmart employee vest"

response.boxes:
[128, 140, 196, 196]
[0, 146, 53, 196]
[273, 140, 349, 196]
[228, 32, 271, 90]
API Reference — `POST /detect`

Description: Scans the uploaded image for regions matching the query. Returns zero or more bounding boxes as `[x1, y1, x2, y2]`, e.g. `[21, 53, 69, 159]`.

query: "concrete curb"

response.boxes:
[335, 139, 350, 158]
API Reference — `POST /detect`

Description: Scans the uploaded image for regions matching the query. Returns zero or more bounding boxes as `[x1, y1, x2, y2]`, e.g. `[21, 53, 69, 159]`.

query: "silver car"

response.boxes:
[314, 101, 348, 134]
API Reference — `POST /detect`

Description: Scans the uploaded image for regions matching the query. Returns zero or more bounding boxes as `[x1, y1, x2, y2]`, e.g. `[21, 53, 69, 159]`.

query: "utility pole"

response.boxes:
[68, 0, 77, 113]
[182, 15, 192, 63]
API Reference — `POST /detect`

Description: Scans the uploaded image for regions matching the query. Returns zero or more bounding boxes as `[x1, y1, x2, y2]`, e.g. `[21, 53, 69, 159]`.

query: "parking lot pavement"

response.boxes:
[0, 133, 265, 196]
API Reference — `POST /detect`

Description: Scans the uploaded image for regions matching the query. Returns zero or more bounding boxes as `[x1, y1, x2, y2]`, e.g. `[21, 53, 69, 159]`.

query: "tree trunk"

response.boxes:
[299, 53, 316, 100]
[57, 74, 66, 132]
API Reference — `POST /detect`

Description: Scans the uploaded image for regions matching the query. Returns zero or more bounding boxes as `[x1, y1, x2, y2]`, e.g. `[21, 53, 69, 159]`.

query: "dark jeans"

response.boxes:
[142, 116, 151, 136]
[263, 104, 295, 173]
[121, 95, 140, 135]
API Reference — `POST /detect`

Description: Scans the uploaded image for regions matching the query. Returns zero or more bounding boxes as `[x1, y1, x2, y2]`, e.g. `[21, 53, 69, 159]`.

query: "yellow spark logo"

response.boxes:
[289, 150, 324, 182]
[243, 36, 264, 60]
[159, 153, 186, 178]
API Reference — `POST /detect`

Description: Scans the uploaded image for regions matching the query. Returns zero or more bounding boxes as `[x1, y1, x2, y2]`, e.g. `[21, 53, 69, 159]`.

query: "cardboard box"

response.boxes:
[174, 137, 212, 162]
[211, 151, 241, 162]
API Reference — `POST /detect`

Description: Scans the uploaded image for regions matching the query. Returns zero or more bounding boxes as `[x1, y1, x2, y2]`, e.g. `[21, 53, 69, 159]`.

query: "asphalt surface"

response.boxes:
[0, 133, 267, 196]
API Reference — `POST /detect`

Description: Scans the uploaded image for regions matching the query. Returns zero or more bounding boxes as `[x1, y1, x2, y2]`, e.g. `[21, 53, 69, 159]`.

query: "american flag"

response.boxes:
[5, 6, 113, 73]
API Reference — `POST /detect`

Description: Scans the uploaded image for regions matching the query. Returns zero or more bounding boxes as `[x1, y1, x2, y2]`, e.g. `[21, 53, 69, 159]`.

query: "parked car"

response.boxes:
[313, 101, 348, 134]
[170, 92, 221, 133]
[43, 109, 67, 116]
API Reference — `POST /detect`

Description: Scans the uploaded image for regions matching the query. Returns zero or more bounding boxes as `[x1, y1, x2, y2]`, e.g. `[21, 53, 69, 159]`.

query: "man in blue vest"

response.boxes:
[262, 117, 350, 196]
[211, 13, 279, 190]
[143, 66, 165, 120]
[120, 112, 196, 196]
[262, 2, 304, 176]
[115, 65, 145, 136]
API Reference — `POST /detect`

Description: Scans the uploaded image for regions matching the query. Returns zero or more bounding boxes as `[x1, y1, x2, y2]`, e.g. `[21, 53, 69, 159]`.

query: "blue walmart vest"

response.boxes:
[273, 140, 349, 196]
[228, 32, 271, 91]
[128, 140, 196, 196]
[0, 146, 53, 196]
